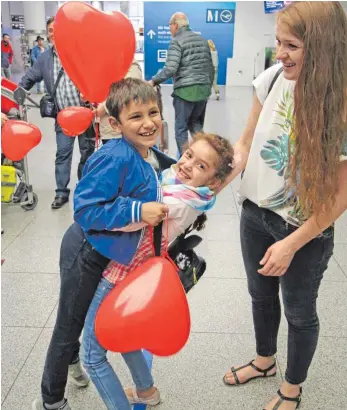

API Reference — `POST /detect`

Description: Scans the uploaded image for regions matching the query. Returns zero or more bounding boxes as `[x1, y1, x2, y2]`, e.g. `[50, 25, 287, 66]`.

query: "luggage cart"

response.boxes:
[1, 78, 40, 210]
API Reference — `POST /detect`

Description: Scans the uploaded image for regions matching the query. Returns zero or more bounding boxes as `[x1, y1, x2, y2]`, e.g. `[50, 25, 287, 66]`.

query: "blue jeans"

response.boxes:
[240, 199, 334, 385]
[55, 123, 95, 198]
[173, 95, 207, 155]
[81, 278, 154, 410]
[1, 67, 11, 79]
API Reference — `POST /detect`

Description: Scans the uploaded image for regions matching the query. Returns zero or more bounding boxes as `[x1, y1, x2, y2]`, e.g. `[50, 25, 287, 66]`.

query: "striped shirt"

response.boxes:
[53, 49, 81, 110]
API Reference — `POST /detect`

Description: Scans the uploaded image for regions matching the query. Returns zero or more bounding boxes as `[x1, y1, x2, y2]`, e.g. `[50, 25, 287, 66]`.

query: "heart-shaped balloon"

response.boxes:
[54, 2, 136, 103]
[1, 120, 42, 161]
[95, 257, 191, 357]
[57, 106, 93, 137]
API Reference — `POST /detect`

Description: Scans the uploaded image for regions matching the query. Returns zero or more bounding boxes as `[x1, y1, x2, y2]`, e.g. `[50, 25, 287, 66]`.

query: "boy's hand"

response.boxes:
[142, 202, 169, 226]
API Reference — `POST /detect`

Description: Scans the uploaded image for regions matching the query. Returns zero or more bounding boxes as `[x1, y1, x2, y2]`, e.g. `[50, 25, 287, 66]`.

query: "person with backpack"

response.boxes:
[81, 132, 234, 410]
[220, 2, 347, 409]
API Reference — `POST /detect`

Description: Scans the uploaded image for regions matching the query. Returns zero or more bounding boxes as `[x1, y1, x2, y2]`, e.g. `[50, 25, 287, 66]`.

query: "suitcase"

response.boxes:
[1, 165, 17, 202]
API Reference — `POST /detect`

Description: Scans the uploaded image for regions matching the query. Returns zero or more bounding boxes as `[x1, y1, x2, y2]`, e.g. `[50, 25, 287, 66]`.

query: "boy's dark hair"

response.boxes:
[187, 132, 234, 183]
[106, 78, 159, 122]
[46, 16, 55, 27]
[3, 34, 9, 38]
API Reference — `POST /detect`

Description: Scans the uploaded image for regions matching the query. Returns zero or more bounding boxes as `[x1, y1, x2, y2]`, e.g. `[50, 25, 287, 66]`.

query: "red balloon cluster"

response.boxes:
[95, 256, 191, 357]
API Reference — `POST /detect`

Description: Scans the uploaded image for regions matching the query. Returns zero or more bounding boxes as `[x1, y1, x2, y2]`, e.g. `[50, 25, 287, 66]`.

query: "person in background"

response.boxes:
[31, 36, 47, 94]
[148, 12, 214, 155]
[208, 39, 220, 100]
[19, 17, 95, 210]
[1, 34, 13, 79]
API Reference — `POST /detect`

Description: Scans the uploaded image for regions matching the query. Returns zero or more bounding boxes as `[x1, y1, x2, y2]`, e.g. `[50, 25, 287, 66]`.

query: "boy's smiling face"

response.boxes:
[109, 99, 162, 157]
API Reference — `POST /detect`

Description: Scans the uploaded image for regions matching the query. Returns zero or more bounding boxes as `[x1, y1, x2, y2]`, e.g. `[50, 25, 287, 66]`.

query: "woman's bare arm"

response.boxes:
[216, 94, 263, 193]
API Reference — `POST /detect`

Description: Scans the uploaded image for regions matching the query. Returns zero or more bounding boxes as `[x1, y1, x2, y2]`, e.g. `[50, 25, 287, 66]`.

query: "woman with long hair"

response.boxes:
[221, 2, 347, 409]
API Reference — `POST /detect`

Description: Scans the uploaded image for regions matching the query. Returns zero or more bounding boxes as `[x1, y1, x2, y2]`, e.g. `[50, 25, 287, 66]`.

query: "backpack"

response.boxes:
[154, 214, 207, 294]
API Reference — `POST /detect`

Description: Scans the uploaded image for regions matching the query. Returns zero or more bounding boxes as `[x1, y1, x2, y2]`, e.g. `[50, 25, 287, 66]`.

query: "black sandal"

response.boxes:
[264, 387, 302, 410]
[223, 360, 276, 386]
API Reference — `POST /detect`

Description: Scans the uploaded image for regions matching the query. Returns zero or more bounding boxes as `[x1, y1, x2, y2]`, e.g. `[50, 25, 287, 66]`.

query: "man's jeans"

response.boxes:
[173, 95, 207, 155]
[1, 67, 11, 79]
[240, 199, 334, 385]
[41, 222, 110, 404]
[55, 123, 95, 198]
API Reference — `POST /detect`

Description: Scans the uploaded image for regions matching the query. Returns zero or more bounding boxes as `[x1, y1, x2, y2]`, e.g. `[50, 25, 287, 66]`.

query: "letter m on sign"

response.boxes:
[206, 8, 235, 24]
[206, 9, 218, 23]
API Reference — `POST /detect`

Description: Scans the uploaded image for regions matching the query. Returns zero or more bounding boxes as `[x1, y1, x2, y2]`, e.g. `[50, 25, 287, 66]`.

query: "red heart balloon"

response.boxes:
[54, 2, 136, 103]
[57, 107, 93, 137]
[95, 257, 191, 357]
[1, 120, 42, 161]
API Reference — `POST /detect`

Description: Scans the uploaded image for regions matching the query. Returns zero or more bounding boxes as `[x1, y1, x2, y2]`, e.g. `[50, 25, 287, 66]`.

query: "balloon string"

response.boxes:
[163, 215, 169, 256]
[94, 110, 99, 149]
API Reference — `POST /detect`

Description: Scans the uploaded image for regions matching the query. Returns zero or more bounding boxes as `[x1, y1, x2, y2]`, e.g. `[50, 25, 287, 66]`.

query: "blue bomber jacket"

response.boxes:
[74, 138, 175, 264]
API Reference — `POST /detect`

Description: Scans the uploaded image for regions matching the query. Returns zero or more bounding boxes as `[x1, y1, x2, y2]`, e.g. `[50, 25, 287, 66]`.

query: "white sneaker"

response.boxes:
[68, 360, 89, 387]
[32, 398, 71, 410]
[125, 387, 161, 406]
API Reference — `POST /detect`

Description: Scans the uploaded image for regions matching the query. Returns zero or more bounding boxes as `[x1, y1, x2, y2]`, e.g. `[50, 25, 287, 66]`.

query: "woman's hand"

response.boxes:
[258, 239, 296, 276]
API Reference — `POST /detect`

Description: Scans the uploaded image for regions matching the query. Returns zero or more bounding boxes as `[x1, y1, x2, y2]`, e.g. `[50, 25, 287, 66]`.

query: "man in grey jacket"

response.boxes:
[150, 12, 214, 154]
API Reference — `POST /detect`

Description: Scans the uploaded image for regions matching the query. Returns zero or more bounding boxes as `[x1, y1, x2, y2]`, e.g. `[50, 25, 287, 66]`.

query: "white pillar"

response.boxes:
[23, 1, 46, 31]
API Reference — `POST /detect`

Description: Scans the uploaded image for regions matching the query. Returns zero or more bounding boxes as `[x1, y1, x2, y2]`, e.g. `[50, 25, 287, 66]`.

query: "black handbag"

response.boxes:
[39, 67, 64, 118]
[154, 216, 207, 294]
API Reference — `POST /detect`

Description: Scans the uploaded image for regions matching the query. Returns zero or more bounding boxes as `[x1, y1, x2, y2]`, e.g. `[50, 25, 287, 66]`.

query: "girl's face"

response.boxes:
[176, 140, 221, 189]
[275, 20, 304, 81]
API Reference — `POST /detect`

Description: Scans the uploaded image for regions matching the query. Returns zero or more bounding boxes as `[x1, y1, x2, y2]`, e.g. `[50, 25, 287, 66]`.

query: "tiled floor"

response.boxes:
[1, 85, 347, 410]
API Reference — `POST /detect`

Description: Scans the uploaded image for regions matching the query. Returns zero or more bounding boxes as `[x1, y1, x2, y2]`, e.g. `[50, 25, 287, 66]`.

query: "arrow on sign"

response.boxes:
[147, 29, 156, 39]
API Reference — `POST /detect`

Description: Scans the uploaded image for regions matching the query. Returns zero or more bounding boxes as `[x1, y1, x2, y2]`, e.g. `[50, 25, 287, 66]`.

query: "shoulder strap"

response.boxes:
[153, 222, 163, 257]
[52, 67, 64, 96]
[267, 67, 283, 98]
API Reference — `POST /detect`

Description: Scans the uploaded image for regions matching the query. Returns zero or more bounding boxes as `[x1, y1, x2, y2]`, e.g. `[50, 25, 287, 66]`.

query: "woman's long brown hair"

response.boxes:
[278, 2, 347, 217]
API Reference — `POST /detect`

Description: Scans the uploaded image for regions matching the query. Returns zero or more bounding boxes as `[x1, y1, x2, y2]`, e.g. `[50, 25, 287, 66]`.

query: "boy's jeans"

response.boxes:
[41, 222, 110, 404]
[81, 278, 154, 410]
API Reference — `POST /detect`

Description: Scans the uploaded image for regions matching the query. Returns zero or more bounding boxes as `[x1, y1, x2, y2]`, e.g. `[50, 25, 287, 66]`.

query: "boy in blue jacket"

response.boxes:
[33, 78, 175, 410]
